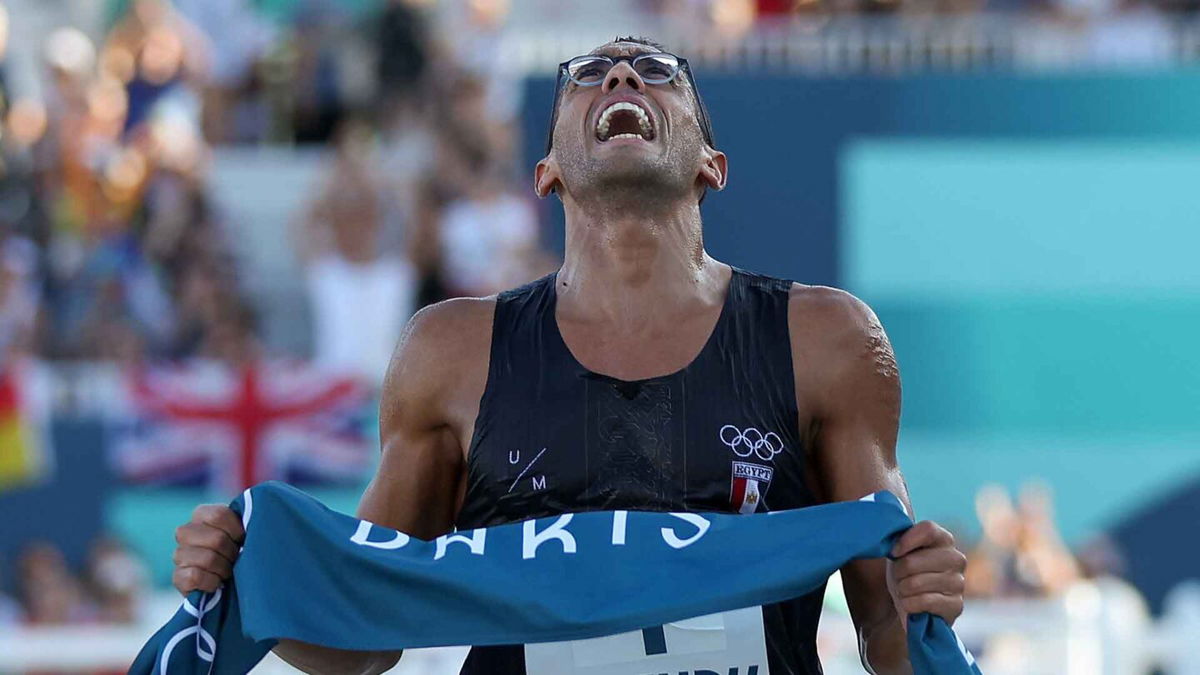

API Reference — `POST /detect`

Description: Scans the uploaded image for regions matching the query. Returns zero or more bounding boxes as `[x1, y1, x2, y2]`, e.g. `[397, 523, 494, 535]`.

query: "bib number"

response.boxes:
[524, 606, 769, 675]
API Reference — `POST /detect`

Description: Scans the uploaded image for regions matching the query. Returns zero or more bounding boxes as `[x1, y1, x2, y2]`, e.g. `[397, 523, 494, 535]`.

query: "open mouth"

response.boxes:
[595, 101, 655, 142]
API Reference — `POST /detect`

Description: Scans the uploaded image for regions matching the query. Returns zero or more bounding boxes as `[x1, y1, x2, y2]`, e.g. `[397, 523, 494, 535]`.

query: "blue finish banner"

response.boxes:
[131, 482, 980, 674]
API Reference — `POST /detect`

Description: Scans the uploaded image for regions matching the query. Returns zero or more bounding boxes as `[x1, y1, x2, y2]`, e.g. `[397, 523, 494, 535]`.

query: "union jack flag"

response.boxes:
[111, 359, 373, 495]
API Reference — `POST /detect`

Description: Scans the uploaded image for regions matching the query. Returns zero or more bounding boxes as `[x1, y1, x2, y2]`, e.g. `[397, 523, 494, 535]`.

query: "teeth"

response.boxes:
[596, 101, 652, 141]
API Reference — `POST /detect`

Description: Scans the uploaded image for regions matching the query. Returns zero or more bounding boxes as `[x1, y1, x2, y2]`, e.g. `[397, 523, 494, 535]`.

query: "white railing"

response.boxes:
[503, 14, 1200, 75]
[1, 578, 1196, 674]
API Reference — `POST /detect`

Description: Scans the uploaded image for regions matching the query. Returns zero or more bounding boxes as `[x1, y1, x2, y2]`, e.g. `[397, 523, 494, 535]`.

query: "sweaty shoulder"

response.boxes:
[786, 285, 900, 407]
[380, 296, 496, 433]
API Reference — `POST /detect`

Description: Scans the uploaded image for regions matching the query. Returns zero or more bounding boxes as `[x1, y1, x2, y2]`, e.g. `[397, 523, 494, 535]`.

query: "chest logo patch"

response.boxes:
[719, 425, 783, 515]
[719, 425, 784, 462]
[730, 462, 772, 514]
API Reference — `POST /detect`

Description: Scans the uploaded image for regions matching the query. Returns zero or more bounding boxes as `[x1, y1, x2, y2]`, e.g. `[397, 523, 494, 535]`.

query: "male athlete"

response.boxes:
[170, 37, 968, 674]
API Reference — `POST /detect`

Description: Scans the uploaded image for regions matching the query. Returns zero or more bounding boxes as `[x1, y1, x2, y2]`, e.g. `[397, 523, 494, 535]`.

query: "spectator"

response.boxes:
[392, 56, 558, 304]
[41, 33, 111, 247]
[0, 230, 39, 359]
[84, 535, 148, 624]
[965, 482, 1080, 598]
[1076, 532, 1128, 580]
[168, 259, 237, 360]
[437, 155, 541, 298]
[441, 0, 523, 125]
[173, 0, 276, 143]
[377, 89, 437, 268]
[202, 300, 260, 367]
[122, 25, 194, 136]
[298, 119, 414, 384]
[2, 96, 48, 238]
[289, 6, 348, 144]
[16, 541, 92, 625]
[41, 27, 95, 138]
[101, 0, 209, 138]
[47, 220, 177, 359]
[376, 0, 433, 110]
[964, 483, 1025, 597]
[1013, 481, 1080, 594]
[0, 4, 47, 241]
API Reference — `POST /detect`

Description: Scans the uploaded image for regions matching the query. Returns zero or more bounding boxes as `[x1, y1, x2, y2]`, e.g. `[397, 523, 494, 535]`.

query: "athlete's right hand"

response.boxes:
[172, 504, 244, 595]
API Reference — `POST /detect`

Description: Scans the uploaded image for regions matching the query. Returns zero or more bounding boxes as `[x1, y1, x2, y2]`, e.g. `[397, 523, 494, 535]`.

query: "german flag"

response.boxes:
[0, 363, 46, 491]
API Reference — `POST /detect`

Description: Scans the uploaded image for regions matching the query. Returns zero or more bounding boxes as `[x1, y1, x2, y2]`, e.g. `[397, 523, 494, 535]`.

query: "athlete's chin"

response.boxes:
[589, 144, 659, 166]
[588, 149, 666, 178]
[589, 164, 677, 196]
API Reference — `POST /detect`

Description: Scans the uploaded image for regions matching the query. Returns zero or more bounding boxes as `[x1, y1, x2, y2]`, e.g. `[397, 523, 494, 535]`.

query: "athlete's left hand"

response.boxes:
[887, 520, 967, 628]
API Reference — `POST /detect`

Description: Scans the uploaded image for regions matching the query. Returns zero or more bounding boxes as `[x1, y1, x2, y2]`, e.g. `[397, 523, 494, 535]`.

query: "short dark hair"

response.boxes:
[602, 35, 668, 53]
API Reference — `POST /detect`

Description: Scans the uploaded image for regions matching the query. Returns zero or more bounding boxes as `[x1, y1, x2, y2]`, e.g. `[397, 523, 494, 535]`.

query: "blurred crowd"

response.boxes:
[0, 0, 1192, 375]
[963, 481, 1128, 599]
[0, 536, 148, 628]
[0, 0, 553, 378]
[1, 0, 237, 365]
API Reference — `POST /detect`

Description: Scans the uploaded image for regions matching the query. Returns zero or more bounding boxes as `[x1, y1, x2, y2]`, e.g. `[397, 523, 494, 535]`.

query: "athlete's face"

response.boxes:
[535, 43, 726, 205]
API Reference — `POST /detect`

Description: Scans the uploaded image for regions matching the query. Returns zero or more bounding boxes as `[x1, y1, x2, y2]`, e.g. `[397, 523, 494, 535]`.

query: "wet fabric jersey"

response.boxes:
[456, 268, 824, 675]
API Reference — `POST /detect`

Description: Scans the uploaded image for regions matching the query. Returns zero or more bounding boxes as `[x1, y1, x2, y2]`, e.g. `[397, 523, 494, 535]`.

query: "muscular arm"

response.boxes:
[791, 287, 963, 675]
[273, 298, 494, 674]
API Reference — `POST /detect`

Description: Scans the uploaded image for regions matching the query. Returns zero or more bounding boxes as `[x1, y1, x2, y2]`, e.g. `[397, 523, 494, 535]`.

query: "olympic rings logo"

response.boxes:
[719, 425, 785, 462]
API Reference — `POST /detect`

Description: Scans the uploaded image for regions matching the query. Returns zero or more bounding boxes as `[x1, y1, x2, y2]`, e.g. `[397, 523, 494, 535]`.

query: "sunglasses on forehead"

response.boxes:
[544, 52, 716, 155]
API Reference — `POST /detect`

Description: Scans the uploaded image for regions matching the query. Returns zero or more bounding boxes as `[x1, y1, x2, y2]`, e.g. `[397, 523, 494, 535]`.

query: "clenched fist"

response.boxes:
[887, 520, 967, 627]
[172, 504, 244, 595]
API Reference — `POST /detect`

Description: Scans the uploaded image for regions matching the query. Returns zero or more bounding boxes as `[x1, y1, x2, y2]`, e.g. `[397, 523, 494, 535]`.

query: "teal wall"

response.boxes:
[842, 139, 1200, 541]
[844, 141, 1200, 297]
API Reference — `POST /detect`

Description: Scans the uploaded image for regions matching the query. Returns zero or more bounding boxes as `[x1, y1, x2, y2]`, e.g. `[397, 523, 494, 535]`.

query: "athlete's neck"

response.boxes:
[556, 197, 726, 325]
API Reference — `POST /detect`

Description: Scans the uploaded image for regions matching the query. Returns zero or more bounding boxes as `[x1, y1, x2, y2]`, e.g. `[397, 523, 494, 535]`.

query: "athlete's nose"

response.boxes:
[602, 60, 645, 94]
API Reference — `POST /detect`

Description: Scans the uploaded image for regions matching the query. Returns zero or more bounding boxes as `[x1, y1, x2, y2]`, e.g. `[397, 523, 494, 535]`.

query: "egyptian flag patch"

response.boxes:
[730, 461, 773, 514]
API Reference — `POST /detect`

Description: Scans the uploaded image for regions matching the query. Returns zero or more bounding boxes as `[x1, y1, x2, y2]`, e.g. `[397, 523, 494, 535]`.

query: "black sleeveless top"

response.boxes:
[456, 268, 824, 675]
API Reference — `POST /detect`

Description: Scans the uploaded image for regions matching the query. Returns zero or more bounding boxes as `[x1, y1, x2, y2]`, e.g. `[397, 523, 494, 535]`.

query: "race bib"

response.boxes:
[524, 606, 769, 675]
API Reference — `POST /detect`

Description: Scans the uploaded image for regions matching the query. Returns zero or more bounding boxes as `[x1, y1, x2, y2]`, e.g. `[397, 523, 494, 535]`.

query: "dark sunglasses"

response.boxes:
[544, 52, 716, 155]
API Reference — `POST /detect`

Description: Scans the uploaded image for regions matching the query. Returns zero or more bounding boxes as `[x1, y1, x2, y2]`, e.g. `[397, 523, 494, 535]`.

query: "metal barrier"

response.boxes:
[504, 15, 1200, 75]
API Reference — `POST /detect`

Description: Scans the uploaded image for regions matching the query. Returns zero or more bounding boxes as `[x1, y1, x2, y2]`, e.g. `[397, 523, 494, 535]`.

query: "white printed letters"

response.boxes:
[611, 510, 628, 545]
[435, 529, 487, 560]
[661, 513, 711, 549]
[523, 514, 577, 560]
[350, 521, 411, 550]
[351, 511, 712, 559]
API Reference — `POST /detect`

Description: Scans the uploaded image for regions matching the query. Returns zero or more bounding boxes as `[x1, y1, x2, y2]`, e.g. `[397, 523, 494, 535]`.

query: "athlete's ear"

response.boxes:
[698, 147, 728, 193]
[534, 156, 562, 199]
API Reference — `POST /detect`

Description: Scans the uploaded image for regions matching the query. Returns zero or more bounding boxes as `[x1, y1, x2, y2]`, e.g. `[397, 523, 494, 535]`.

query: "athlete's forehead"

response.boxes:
[587, 42, 658, 59]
